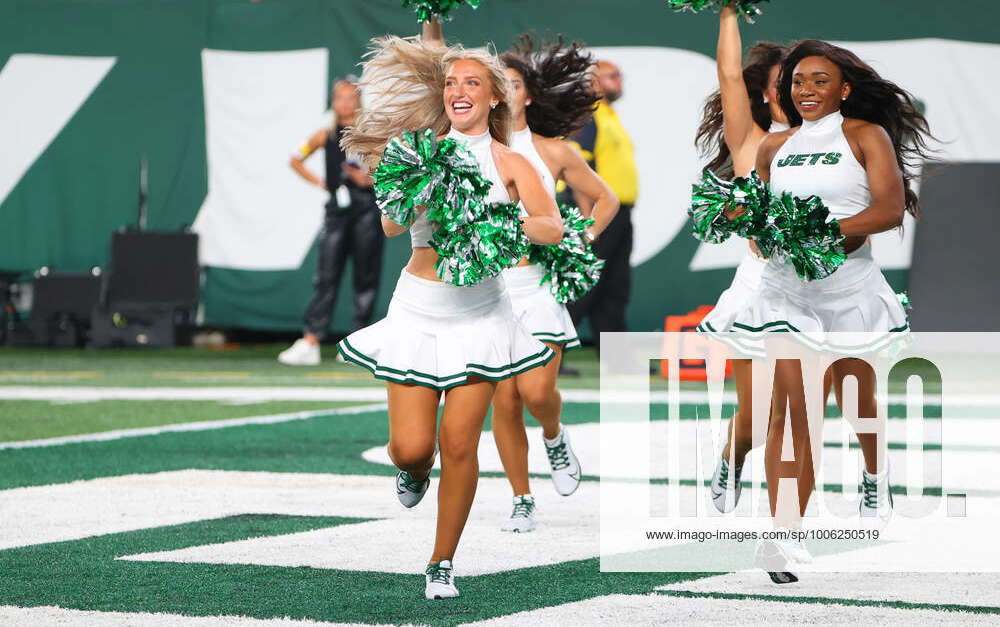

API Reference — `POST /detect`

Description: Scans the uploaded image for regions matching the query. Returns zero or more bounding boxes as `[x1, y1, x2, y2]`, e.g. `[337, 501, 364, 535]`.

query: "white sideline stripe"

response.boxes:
[0, 606, 368, 627]
[0, 403, 386, 450]
[0, 385, 977, 405]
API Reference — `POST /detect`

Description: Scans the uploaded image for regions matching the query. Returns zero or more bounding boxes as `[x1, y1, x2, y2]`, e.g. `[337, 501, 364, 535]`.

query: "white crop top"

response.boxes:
[769, 111, 871, 221]
[409, 127, 512, 248]
[510, 126, 556, 197]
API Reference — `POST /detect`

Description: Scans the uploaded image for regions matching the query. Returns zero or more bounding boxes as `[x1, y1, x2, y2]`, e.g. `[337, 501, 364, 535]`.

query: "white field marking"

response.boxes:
[0, 469, 598, 576]
[0, 385, 986, 406]
[0, 606, 374, 627]
[0, 403, 386, 450]
[362, 420, 1000, 493]
[657, 572, 1000, 610]
[462, 592, 999, 626]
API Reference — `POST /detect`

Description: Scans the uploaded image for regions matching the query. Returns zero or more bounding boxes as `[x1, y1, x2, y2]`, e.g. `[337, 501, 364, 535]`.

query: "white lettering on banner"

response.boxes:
[0, 54, 116, 205]
[192, 48, 328, 271]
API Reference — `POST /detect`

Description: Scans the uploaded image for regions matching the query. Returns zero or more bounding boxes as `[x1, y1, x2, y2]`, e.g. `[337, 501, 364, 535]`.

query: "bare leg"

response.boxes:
[721, 359, 754, 465]
[516, 343, 563, 440]
[492, 377, 530, 496]
[431, 377, 496, 562]
[764, 359, 816, 519]
[386, 382, 440, 479]
[828, 358, 880, 474]
[492, 344, 563, 496]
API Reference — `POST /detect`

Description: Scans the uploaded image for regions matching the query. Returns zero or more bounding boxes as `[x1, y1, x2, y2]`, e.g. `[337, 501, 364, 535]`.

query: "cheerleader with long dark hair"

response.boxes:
[490, 34, 619, 532]
[736, 38, 933, 570]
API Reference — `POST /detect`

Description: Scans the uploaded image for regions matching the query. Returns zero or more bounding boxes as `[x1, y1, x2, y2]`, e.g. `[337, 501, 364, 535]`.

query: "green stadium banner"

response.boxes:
[3, 0, 997, 336]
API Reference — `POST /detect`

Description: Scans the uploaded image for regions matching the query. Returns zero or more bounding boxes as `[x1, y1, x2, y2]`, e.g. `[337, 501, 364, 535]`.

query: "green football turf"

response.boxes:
[0, 345, 606, 389]
[0, 345, 988, 624]
[0, 400, 376, 443]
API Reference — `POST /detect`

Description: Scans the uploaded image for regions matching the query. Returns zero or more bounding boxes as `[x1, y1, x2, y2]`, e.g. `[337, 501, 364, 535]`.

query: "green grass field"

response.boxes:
[1, 345, 997, 626]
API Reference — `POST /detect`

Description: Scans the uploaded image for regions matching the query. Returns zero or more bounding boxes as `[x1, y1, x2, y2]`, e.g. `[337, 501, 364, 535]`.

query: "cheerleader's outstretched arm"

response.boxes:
[421, 18, 443, 45]
[717, 5, 758, 158]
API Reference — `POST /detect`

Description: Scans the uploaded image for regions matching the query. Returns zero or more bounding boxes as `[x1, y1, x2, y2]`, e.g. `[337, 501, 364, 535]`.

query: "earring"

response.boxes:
[842, 96, 847, 101]
[490, 102, 497, 109]
[763, 95, 769, 104]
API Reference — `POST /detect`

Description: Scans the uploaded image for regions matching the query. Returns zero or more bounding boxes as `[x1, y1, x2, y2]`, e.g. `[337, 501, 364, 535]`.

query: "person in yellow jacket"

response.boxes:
[566, 60, 639, 355]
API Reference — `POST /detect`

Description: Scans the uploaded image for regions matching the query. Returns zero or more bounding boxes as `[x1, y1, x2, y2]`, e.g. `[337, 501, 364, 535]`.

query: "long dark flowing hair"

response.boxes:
[500, 33, 598, 139]
[696, 41, 788, 178]
[778, 39, 933, 219]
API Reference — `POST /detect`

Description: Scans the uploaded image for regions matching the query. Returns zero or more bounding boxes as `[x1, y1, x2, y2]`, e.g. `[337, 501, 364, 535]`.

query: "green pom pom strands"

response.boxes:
[528, 205, 605, 304]
[688, 169, 769, 244]
[896, 291, 912, 311]
[375, 129, 489, 228]
[687, 169, 847, 281]
[755, 192, 847, 281]
[431, 201, 526, 286]
[401, 0, 481, 23]
[666, 0, 769, 23]
[373, 129, 525, 287]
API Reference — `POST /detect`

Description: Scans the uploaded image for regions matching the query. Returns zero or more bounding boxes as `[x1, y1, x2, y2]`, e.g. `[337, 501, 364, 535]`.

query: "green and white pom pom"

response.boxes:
[401, 0, 481, 22]
[528, 205, 605, 303]
[431, 201, 526, 286]
[688, 169, 770, 244]
[896, 291, 912, 311]
[375, 128, 523, 286]
[666, 0, 769, 23]
[755, 192, 846, 281]
[374, 128, 491, 228]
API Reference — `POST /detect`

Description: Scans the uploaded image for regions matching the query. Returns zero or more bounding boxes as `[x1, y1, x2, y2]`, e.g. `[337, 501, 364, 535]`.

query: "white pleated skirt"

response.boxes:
[729, 244, 909, 356]
[697, 251, 768, 333]
[503, 264, 581, 350]
[338, 269, 555, 390]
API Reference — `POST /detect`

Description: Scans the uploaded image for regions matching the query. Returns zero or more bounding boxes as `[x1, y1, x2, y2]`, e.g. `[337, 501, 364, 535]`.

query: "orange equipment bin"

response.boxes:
[660, 305, 733, 381]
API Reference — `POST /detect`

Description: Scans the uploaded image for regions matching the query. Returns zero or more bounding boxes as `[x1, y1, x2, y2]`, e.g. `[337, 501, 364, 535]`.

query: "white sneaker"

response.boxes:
[859, 467, 893, 531]
[709, 457, 742, 513]
[396, 470, 430, 508]
[424, 560, 459, 599]
[500, 494, 537, 533]
[277, 339, 320, 366]
[754, 528, 812, 571]
[544, 427, 581, 496]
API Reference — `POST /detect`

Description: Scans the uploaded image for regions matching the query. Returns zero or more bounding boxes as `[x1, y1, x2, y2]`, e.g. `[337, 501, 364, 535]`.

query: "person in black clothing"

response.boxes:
[279, 77, 384, 366]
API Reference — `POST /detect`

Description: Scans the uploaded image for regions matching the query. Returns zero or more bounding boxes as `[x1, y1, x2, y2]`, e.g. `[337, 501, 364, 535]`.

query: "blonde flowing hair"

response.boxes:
[342, 35, 512, 169]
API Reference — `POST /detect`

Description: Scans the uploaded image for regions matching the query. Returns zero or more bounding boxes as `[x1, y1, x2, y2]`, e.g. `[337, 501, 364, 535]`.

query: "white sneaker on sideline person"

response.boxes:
[425, 560, 459, 599]
[277, 338, 320, 366]
[544, 427, 581, 496]
[500, 494, 536, 533]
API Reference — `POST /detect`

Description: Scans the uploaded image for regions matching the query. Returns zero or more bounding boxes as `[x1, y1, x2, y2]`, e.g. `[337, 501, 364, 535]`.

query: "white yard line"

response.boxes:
[0, 606, 371, 627]
[0, 385, 982, 405]
[0, 403, 386, 450]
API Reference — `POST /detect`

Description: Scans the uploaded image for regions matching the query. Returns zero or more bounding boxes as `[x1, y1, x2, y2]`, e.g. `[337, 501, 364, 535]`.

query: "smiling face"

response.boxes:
[444, 59, 497, 134]
[791, 55, 851, 121]
[505, 67, 530, 124]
